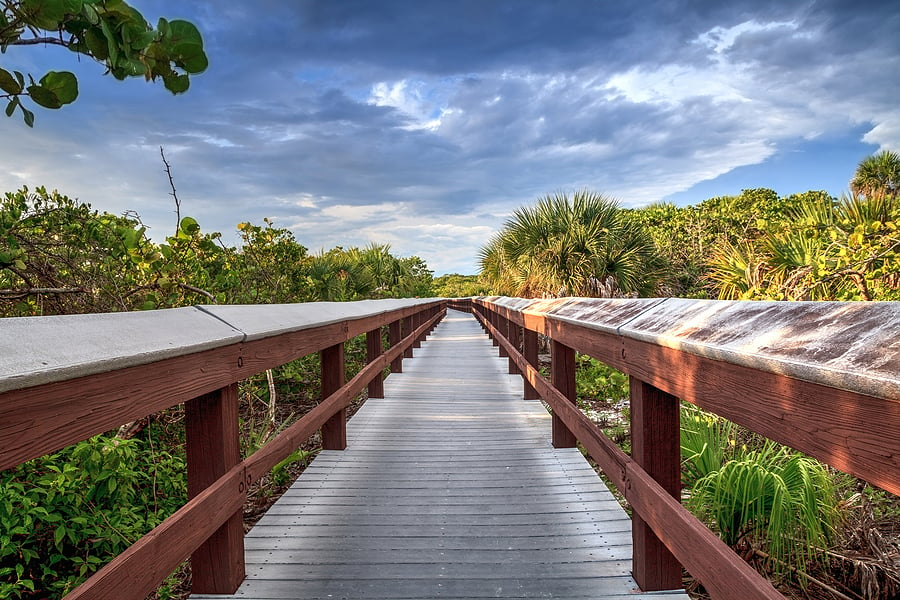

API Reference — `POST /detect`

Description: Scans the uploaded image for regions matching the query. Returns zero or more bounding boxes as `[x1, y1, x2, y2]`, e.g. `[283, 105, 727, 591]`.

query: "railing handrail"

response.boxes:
[0, 298, 438, 395]
[461, 295, 900, 600]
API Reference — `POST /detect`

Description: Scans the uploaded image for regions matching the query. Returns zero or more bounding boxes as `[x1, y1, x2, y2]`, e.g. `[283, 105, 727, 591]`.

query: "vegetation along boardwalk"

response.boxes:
[192, 311, 689, 599]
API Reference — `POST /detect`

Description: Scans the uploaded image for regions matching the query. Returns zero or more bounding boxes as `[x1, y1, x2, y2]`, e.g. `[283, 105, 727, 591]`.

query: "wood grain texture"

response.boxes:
[320, 343, 347, 450]
[185, 384, 245, 594]
[523, 327, 539, 400]
[366, 328, 384, 399]
[622, 337, 900, 496]
[630, 378, 682, 591]
[190, 313, 683, 600]
[388, 319, 403, 373]
[477, 297, 899, 497]
[66, 465, 247, 600]
[478, 307, 783, 600]
[551, 339, 577, 448]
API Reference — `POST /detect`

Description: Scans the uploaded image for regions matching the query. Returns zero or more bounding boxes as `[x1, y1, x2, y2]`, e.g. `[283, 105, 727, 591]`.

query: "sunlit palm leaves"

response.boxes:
[851, 150, 900, 199]
[478, 190, 664, 298]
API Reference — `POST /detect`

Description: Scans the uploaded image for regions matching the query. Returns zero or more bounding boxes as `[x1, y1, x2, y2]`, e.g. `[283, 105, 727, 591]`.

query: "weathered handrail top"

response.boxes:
[199, 298, 436, 341]
[0, 298, 441, 394]
[479, 296, 900, 401]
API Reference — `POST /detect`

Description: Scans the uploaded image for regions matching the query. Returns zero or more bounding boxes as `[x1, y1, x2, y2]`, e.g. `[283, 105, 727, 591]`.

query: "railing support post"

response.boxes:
[630, 377, 682, 591]
[403, 315, 415, 358]
[551, 340, 577, 448]
[185, 383, 244, 594]
[366, 327, 385, 399]
[413, 311, 422, 349]
[498, 315, 509, 358]
[389, 319, 403, 373]
[490, 310, 499, 347]
[523, 328, 539, 400]
[321, 342, 347, 450]
[508, 322, 521, 374]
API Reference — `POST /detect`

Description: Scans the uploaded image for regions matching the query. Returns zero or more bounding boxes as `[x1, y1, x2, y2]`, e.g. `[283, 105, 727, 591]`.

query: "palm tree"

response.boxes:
[851, 150, 900, 199]
[478, 190, 665, 298]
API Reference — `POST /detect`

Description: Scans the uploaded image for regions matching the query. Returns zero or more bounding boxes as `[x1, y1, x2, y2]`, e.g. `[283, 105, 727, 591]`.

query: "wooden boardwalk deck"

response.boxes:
[192, 312, 689, 599]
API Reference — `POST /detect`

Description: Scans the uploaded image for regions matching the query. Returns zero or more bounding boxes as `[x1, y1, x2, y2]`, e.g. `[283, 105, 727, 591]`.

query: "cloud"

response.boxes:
[1, 0, 898, 276]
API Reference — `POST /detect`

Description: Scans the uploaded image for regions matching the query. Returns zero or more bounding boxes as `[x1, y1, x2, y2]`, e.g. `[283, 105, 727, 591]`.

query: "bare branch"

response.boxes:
[0, 287, 87, 299]
[160, 146, 180, 234]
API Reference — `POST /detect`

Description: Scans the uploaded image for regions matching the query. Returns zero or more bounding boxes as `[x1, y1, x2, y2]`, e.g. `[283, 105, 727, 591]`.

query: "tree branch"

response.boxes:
[6, 36, 68, 47]
[160, 146, 180, 235]
[0, 287, 87, 298]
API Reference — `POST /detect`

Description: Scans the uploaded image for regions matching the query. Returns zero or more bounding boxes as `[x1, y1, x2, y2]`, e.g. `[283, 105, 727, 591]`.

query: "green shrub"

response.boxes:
[0, 435, 186, 599]
[687, 439, 838, 579]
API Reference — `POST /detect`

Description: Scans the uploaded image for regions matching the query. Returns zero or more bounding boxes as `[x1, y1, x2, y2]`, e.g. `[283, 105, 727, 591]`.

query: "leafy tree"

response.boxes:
[480, 190, 666, 298]
[851, 150, 900, 199]
[1, 0, 207, 126]
[628, 189, 810, 297]
[431, 273, 489, 298]
[706, 193, 899, 301]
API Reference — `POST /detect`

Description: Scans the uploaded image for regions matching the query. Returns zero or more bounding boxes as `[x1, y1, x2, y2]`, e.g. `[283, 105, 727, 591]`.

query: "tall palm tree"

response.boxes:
[478, 190, 665, 298]
[851, 150, 900, 199]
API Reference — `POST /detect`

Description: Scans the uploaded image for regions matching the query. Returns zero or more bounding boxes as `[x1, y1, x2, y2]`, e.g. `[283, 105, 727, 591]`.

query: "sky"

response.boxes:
[2, 1, 899, 275]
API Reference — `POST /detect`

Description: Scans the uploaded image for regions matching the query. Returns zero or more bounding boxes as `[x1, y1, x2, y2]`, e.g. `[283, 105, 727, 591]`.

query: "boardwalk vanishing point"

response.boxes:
[192, 311, 690, 599]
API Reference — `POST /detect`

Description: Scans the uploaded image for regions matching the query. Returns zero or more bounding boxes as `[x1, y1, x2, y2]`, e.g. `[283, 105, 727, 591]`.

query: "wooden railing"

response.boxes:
[453, 296, 900, 599]
[0, 299, 446, 599]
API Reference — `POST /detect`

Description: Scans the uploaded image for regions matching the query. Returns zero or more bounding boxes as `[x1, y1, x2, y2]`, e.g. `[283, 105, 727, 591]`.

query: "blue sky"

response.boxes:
[2, 1, 898, 275]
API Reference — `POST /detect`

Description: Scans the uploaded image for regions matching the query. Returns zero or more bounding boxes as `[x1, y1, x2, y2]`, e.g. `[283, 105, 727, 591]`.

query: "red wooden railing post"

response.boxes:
[185, 383, 245, 594]
[366, 327, 385, 399]
[523, 328, 539, 400]
[413, 310, 423, 349]
[508, 322, 521, 374]
[321, 342, 347, 450]
[389, 319, 403, 373]
[498, 314, 509, 358]
[403, 315, 415, 358]
[551, 340, 577, 448]
[490, 309, 500, 346]
[630, 376, 682, 591]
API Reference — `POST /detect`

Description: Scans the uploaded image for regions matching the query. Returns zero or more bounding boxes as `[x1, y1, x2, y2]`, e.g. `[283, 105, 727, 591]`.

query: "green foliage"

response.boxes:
[688, 441, 838, 579]
[681, 404, 737, 487]
[0, 435, 186, 598]
[1, 0, 207, 126]
[627, 188, 809, 297]
[851, 150, 900, 199]
[574, 355, 628, 405]
[431, 273, 490, 298]
[480, 190, 667, 298]
[706, 192, 900, 300]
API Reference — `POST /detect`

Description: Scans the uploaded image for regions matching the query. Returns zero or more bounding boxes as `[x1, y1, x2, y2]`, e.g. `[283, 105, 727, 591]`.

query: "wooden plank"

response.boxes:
[194, 313, 688, 600]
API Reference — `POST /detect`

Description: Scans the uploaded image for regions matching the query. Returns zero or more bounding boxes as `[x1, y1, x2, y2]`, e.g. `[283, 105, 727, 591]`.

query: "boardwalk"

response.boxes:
[193, 312, 689, 599]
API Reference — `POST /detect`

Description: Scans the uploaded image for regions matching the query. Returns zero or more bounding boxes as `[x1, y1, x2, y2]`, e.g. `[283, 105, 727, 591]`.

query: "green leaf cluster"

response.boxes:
[1, 0, 206, 125]
[0, 434, 185, 598]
